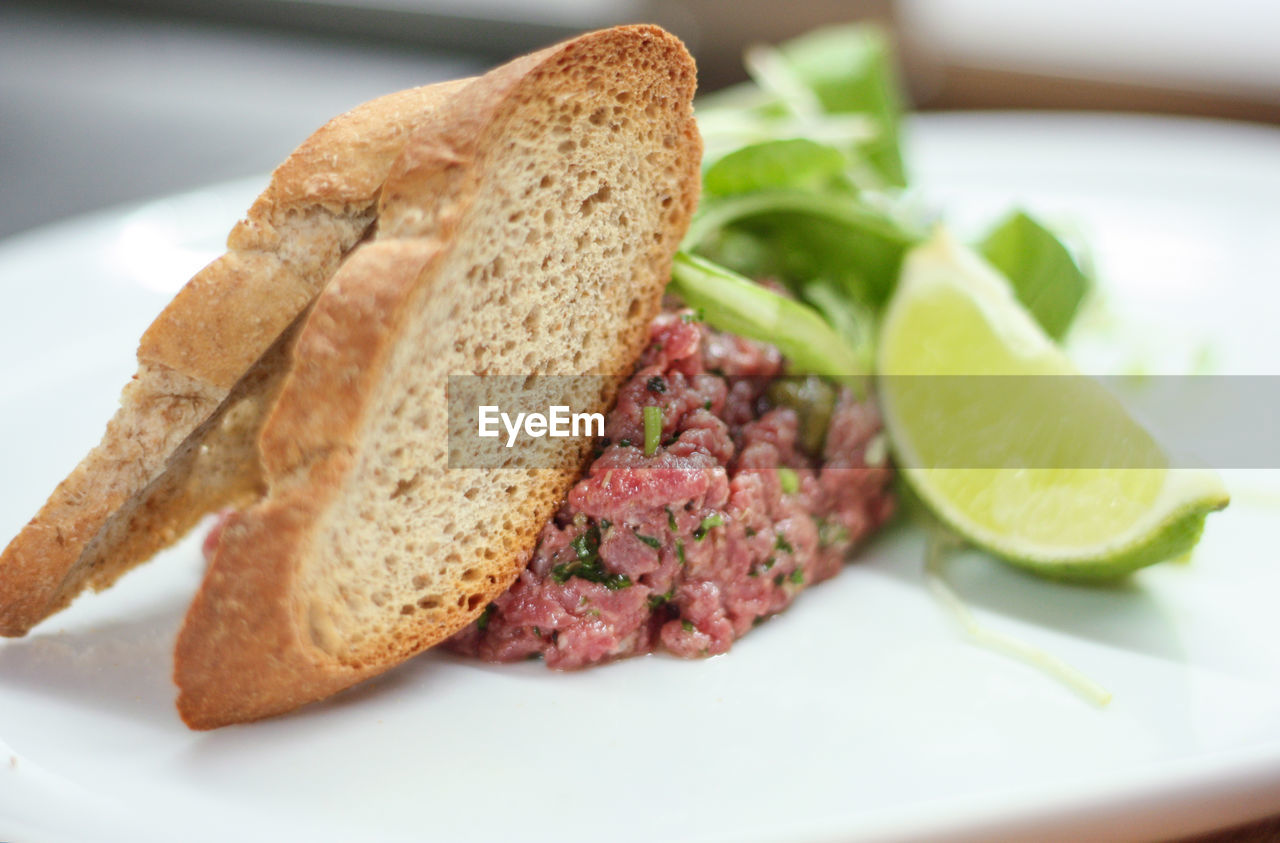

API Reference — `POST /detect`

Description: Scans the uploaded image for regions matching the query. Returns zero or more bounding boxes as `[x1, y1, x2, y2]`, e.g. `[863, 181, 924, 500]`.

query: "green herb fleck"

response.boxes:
[745, 527, 757, 538]
[676, 539, 687, 566]
[603, 572, 633, 591]
[681, 619, 695, 633]
[694, 513, 725, 540]
[477, 604, 495, 632]
[549, 562, 631, 591]
[816, 516, 851, 548]
[570, 526, 600, 562]
[773, 574, 785, 587]
[618, 439, 632, 447]
[789, 569, 805, 584]
[647, 588, 675, 609]
[666, 507, 678, 531]
[763, 556, 776, 570]
[643, 405, 663, 457]
[775, 534, 793, 553]
[636, 533, 662, 550]
[778, 467, 800, 494]
[551, 525, 632, 590]
[703, 400, 712, 411]
[646, 376, 667, 394]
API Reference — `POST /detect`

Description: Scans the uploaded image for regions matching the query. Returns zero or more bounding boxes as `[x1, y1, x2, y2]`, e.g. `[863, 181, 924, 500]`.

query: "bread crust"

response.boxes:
[175, 24, 701, 728]
[0, 80, 467, 637]
[143, 79, 468, 389]
[176, 241, 442, 724]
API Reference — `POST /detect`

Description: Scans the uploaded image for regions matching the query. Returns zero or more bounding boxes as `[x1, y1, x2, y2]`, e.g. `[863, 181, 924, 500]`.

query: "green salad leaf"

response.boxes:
[979, 210, 1092, 341]
[684, 189, 920, 306]
[778, 24, 907, 187]
[703, 139, 848, 197]
[669, 253, 868, 381]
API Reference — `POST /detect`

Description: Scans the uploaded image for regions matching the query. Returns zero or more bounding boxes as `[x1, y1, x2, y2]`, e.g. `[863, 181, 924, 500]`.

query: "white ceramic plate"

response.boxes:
[2, 114, 1279, 843]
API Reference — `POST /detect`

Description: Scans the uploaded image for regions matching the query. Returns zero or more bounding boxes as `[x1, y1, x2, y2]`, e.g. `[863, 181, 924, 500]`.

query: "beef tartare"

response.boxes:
[448, 308, 894, 668]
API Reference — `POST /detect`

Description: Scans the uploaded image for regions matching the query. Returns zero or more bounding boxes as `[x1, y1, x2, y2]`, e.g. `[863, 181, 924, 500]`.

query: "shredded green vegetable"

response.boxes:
[924, 528, 1112, 707]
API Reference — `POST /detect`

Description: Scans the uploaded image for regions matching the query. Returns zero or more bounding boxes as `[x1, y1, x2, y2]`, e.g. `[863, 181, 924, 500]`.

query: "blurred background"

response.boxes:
[2, 0, 1278, 240]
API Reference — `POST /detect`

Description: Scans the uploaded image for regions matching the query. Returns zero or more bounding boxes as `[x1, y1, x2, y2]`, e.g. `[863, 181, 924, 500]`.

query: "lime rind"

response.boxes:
[1005, 504, 1221, 582]
[897, 463, 1228, 581]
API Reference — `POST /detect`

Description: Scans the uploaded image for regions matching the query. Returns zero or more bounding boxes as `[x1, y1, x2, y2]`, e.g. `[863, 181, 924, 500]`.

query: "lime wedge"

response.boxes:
[877, 228, 1229, 581]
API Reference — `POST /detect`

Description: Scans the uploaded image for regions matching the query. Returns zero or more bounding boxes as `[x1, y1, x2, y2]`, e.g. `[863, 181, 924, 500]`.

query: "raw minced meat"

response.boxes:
[447, 308, 894, 668]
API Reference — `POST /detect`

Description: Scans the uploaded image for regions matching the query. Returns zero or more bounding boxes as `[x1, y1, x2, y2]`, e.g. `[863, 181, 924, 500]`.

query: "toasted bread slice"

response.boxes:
[0, 79, 468, 637]
[174, 25, 701, 728]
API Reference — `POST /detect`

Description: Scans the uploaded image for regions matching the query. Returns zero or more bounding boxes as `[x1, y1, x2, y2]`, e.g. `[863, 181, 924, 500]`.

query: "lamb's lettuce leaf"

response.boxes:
[979, 211, 1092, 341]
[703, 139, 848, 197]
[778, 25, 907, 187]
[684, 190, 921, 306]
